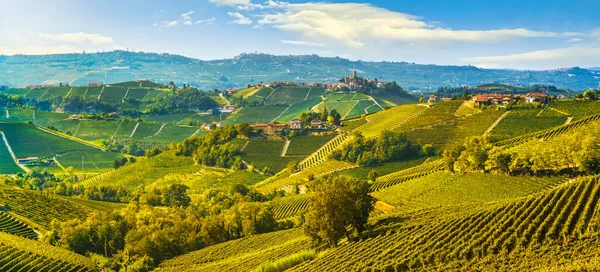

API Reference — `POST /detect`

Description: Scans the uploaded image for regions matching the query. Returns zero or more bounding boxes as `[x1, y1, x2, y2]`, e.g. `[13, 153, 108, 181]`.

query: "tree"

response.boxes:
[422, 144, 435, 156]
[163, 184, 191, 207]
[303, 176, 374, 247]
[320, 106, 328, 121]
[287, 160, 299, 173]
[367, 170, 379, 182]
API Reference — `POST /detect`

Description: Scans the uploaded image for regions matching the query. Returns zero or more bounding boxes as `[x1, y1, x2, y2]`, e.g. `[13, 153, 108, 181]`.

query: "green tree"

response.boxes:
[367, 170, 379, 182]
[303, 176, 375, 247]
[163, 184, 191, 207]
[287, 160, 299, 173]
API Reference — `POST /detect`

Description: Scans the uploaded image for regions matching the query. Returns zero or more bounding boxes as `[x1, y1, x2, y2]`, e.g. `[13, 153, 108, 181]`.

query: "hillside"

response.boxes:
[1, 51, 599, 91]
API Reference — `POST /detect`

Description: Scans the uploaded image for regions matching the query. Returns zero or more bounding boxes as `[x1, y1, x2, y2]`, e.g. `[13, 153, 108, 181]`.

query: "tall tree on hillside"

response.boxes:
[303, 175, 374, 247]
[320, 106, 329, 121]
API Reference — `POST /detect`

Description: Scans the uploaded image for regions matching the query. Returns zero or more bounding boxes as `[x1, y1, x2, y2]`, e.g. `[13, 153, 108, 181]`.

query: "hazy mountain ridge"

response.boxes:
[1, 51, 599, 91]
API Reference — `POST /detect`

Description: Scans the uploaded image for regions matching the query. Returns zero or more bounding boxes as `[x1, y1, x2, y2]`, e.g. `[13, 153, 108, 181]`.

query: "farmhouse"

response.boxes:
[200, 109, 214, 115]
[88, 82, 100, 87]
[290, 119, 302, 130]
[136, 79, 150, 82]
[525, 92, 547, 103]
[220, 105, 236, 114]
[428, 95, 441, 103]
[17, 157, 38, 165]
[311, 119, 325, 129]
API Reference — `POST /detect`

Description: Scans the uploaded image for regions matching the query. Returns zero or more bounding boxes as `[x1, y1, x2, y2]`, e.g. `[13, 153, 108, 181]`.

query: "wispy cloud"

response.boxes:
[38, 32, 113, 44]
[195, 17, 217, 26]
[258, 2, 577, 49]
[228, 12, 252, 25]
[462, 46, 600, 69]
[568, 38, 584, 43]
[153, 20, 178, 28]
[182, 10, 194, 25]
[281, 40, 325, 47]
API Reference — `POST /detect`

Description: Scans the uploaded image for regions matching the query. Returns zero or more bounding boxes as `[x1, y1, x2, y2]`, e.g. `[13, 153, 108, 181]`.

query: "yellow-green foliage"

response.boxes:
[373, 171, 563, 213]
[0, 187, 91, 229]
[157, 229, 309, 272]
[293, 176, 600, 271]
[256, 160, 355, 193]
[358, 104, 426, 137]
[251, 249, 315, 272]
[81, 151, 263, 192]
[0, 232, 95, 271]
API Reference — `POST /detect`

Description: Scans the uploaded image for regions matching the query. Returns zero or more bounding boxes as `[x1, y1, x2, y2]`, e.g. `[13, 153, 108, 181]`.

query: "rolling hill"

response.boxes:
[1, 51, 599, 91]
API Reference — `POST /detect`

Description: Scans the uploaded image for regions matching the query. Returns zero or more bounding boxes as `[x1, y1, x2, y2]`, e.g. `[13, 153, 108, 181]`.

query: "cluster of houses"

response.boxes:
[250, 119, 326, 135]
[471, 92, 551, 106]
[248, 71, 386, 91]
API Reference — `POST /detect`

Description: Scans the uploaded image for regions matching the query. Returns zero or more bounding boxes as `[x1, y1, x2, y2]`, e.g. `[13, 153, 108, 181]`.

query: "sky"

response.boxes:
[0, 0, 599, 70]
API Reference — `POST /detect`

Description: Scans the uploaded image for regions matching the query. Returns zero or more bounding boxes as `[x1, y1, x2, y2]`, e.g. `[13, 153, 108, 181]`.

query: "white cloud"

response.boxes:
[258, 2, 575, 49]
[462, 46, 600, 70]
[228, 12, 252, 25]
[154, 20, 178, 28]
[0, 44, 84, 55]
[592, 29, 600, 39]
[210, 0, 253, 9]
[195, 17, 217, 25]
[568, 38, 584, 43]
[281, 40, 325, 47]
[182, 10, 194, 25]
[38, 32, 113, 44]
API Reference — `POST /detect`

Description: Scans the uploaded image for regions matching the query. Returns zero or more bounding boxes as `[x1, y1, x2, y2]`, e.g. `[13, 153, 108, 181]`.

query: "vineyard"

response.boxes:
[296, 133, 348, 171]
[358, 104, 427, 137]
[157, 229, 309, 272]
[550, 100, 600, 121]
[373, 172, 565, 213]
[0, 232, 95, 271]
[0, 188, 91, 229]
[0, 211, 37, 239]
[370, 159, 445, 191]
[490, 109, 567, 139]
[285, 134, 336, 156]
[495, 113, 600, 148]
[271, 194, 312, 220]
[293, 176, 600, 271]
[256, 160, 355, 193]
[242, 139, 293, 172]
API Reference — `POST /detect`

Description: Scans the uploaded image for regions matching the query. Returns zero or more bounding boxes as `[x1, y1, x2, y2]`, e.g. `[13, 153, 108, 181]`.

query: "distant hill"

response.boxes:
[1, 51, 599, 91]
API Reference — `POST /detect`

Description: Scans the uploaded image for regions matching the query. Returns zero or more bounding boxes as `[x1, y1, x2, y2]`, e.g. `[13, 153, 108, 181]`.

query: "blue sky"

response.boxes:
[0, 0, 599, 69]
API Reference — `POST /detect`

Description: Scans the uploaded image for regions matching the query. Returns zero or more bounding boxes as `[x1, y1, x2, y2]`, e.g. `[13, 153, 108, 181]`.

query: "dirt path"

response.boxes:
[5, 109, 9, 119]
[122, 88, 130, 101]
[564, 116, 573, 125]
[240, 140, 250, 152]
[35, 125, 103, 150]
[97, 86, 105, 101]
[0, 131, 30, 173]
[73, 121, 82, 137]
[271, 106, 291, 123]
[264, 87, 278, 101]
[281, 140, 291, 157]
[38, 88, 50, 100]
[484, 111, 510, 135]
[311, 96, 327, 113]
[32, 110, 35, 123]
[219, 93, 231, 106]
[343, 100, 360, 119]
[368, 95, 384, 109]
[65, 87, 73, 98]
[129, 122, 140, 138]
[305, 87, 313, 100]
[153, 124, 165, 136]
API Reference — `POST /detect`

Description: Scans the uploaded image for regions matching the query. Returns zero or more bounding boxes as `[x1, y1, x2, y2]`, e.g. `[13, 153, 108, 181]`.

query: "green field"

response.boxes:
[74, 120, 120, 141]
[222, 105, 288, 125]
[265, 86, 311, 105]
[67, 86, 87, 97]
[0, 141, 22, 174]
[337, 157, 428, 180]
[126, 88, 150, 100]
[274, 97, 322, 122]
[99, 86, 127, 103]
[131, 122, 162, 139]
[56, 151, 123, 172]
[286, 134, 336, 156]
[0, 123, 97, 158]
[141, 125, 197, 143]
[243, 139, 293, 172]
[550, 100, 600, 121]
[491, 109, 567, 138]
[142, 113, 194, 124]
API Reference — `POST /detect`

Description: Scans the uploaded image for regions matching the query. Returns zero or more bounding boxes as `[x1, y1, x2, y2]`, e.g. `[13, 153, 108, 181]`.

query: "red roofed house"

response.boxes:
[428, 95, 441, 103]
[89, 82, 100, 87]
[311, 119, 325, 129]
[525, 93, 547, 103]
[290, 119, 302, 130]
